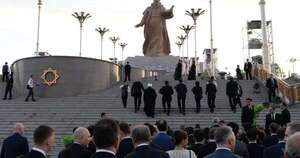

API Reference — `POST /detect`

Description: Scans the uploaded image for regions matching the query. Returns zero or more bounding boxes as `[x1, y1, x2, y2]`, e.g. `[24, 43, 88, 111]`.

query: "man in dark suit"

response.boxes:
[235, 80, 243, 108]
[246, 128, 265, 158]
[206, 77, 217, 113]
[197, 127, 217, 158]
[204, 126, 241, 158]
[125, 125, 169, 158]
[1, 123, 29, 158]
[3, 72, 13, 100]
[174, 80, 188, 115]
[241, 98, 255, 129]
[116, 123, 134, 158]
[26, 126, 55, 158]
[159, 81, 174, 115]
[152, 120, 175, 151]
[59, 127, 92, 158]
[91, 119, 119, 158]
[265, 106, 281, 134]
[236, 65, 242, 80]
[280, 102, 291, 126]
[131, 81, 144, 113]
[144, 83, 157, 118]
[244, 59, 252, 80]
[124, 62, 131, 82]
[266, 74, 278, 102]
[226, 77, 238, 112]
[263, 127, 286, 158]
[190, 128, 204, 157]
[2, 62, 9, 82]
[263, 123, 280, 147]
[191, 81, 203, 113]
[227, 122, 249, 158]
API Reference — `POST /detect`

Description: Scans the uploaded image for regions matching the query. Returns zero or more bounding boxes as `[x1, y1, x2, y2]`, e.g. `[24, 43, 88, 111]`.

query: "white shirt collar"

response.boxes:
[32, 147, 47, 157]
[96, 149, 115, 155]
[216, 147, 231, 151]
[208, 139, 216, 142]
[123, 136, 131, 139]
[136, 143, 149, 147]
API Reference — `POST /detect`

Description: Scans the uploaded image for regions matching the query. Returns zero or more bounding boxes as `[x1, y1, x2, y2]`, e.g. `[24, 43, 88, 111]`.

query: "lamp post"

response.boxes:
[110, 36, 120, 63]
[35, 0, 43, 55]
[209, 0, 215, 76]
[175, 41, 183, 58]
[95, 27, 109, 60]
[119, 43, 128, 63]
[180, 25, 193, 60]
[185, 8, 205, 61]
[178, 35, 187, 75]
[72, 12, 91, 57]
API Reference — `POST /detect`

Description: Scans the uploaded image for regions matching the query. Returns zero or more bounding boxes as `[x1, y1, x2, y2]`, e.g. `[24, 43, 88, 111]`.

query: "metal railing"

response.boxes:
[254, 64, 300, 104]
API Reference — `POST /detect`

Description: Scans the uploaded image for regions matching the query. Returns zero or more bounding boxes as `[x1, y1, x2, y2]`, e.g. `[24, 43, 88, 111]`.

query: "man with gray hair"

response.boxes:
[0, 123, 29, 158]
[285, 132, 300, 158]
[125, 125, 169, 158]
[59, 127, 92, 158]
[205, 126, 241, 158]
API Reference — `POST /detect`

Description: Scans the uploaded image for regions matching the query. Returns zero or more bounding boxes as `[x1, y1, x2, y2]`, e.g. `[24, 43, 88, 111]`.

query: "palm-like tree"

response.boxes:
[95, 27, 110, 60]
[109, 36, 120, 63]
[72, 12, 92, 56]
[185, 8, 205, 61]
[119, 43, 128, 63]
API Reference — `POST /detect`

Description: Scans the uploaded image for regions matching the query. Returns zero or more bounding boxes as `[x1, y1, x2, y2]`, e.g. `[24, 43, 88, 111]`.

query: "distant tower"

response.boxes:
[259, 0, 271, 73]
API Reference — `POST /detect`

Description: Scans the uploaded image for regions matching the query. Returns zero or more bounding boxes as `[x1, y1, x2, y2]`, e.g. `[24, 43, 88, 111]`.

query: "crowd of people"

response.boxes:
[1, 118, 300, 158]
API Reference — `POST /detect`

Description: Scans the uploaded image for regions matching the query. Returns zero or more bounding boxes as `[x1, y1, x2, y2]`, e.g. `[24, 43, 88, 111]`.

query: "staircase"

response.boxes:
[0, 74, 299, 157]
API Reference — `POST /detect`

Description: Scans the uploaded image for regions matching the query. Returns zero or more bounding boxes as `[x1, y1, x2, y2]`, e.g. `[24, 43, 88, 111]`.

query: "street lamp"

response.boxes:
[95, 27, 109, 60]
[185, 8, 205, 61]
[175, 41, 183, 58]
[177, 35, 186, 58]
[180, 25, 193, 60]
[72, 12, 91, 57]
[119, 43, 128, 63]
[35, 0, 43, 55]
[110, 36, 120, 63]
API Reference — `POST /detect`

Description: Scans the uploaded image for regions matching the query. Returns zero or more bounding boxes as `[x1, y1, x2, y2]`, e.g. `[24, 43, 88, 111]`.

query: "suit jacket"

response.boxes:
[124, 65, 131, 73]
[191, 86, 203, 98]
[25, 150, 46, 158]
[263, 134, 279, 147]
[280, 109, 291, 126]
[58, 143, 92, 158]
[1, 133, 29, 158]
[263, 142, 285, 158]
[266, 78, 278, 90]
[265, 113, 281, 130]
[152, 133, 175, 151]
[204, 149, 241, 158]
[91, 152, 116, 158]
[241, 106, 255, 124]
[226, 81, 238, 96]
[190, 143, 203, 158]
[197, 142, 217, 158]
[174, 83, 187, 97]
[131, 82, 144, 97]
[125, 145, 169, 158]
[205, 83, 217, 96]
[247, 143, 264, 158]
[116, 138, 135, 158]
[234, 140, 249, 158]
[159, 86, 174, 100]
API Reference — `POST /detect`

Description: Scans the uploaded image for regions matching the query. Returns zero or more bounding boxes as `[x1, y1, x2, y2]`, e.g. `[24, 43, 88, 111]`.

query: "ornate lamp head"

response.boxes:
[185, 8, 205, 24]
[177, 35, 186, 43]
[180, 25, 194, 35]
[110, 36, 120, 44]
[119, 43, 128, 49]
[72, 12, 92, 26]
[95, 27, 110, 36]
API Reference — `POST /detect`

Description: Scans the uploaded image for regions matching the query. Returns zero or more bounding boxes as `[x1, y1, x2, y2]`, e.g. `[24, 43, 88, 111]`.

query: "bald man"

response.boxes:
[1, 123, 29, 158]
[285, 132, 300, 158]
[59, 127, 92, 158]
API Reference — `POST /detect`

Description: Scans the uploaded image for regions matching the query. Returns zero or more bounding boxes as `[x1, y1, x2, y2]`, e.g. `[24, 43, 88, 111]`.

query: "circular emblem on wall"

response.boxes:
[41, 68, 60, 86]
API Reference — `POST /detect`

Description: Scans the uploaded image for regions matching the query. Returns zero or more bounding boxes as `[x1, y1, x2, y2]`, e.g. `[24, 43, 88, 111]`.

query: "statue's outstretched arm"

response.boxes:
[135, 8, 149, 28]
[162, 5, 174, 19]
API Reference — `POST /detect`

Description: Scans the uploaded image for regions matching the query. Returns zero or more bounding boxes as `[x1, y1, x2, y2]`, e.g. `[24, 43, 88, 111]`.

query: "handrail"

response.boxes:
[254, 64, 300, 104]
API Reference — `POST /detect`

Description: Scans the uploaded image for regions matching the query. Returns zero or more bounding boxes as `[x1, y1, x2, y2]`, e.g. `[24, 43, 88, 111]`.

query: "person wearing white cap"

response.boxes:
[143, 83, 157, 118]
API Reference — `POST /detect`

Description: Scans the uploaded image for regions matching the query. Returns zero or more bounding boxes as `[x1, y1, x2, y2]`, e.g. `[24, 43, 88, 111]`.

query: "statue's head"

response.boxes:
[153, 0, 160, 3]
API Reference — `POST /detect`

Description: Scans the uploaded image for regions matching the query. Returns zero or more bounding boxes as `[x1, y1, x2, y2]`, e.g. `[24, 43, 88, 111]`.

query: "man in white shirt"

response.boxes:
[25, 75, 36, 102]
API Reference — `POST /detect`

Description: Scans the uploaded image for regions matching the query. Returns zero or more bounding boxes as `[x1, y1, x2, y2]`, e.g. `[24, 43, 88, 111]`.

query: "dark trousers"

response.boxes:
[145, 103, 155, 117]
[133, 95, 141, 112]
[162, 98, 171, 115]
[236, 96, 242, 107]
[245, 70, 252, 80]
[207, 95, 216, 112]
[228, 95, 237, 109]
[2, 72, 8, 82]
[268, 88, 276, 102]
[122, 95, 128, 108]
[124, 72, 130, 82]
[3, 86, 12, 99]
[25, 88, 35, 101]
[195, 96, 202, 113]
[177, 95, 186, 114]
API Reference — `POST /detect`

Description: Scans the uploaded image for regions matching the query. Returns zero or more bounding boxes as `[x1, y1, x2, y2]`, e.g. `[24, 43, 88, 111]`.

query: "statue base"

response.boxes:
[125, 55, 179, 72]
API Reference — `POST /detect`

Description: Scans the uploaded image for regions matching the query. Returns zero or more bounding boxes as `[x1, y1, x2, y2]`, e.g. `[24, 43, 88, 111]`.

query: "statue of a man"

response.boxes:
[135, 0, 174, 57]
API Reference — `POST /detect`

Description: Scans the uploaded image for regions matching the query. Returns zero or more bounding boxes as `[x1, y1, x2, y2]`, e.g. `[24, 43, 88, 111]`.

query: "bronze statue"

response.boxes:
[135, 0, 174, 57]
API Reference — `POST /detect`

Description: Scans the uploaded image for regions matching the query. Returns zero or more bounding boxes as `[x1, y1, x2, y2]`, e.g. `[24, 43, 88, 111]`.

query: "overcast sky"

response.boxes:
[0, 0, 299, 75]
